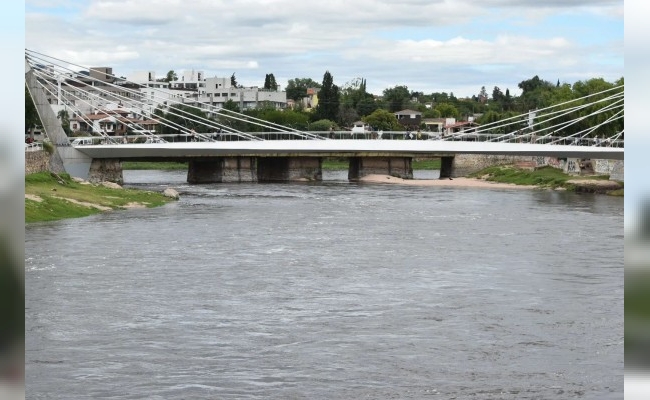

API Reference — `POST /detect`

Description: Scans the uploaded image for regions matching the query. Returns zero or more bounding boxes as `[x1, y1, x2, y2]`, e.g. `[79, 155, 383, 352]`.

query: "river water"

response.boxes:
[25, 170, 624, 399]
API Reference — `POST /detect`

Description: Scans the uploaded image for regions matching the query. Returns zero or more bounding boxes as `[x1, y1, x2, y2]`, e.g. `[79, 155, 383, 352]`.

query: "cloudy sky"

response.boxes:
[25, 0, 623, 98]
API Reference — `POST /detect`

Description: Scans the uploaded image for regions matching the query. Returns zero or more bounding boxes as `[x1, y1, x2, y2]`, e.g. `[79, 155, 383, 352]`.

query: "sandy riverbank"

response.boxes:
[358, 174, 536, 189]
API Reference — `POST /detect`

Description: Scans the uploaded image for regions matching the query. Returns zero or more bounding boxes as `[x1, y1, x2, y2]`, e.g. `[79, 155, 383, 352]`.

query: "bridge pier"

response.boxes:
[187, 157, 258, 183]
[439, 156, 454, 179]
[88, 159, 123, 184]
[348, 157, 413, 180]
[257, 157, 322, 182]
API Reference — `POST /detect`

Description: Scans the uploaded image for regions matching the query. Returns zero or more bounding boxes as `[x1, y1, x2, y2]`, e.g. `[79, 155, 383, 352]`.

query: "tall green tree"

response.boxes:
[231, 73, 239, 88]
[315, 71, 339, 122]
[383, 85, 410, 112]
[340, 78, 377, 117]
[263, 73, 278, 90]
[165, 70, 178, 82]
[285, 77, 321, 102]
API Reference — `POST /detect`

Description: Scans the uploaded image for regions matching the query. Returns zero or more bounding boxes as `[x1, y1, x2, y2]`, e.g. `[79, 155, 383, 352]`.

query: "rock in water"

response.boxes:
[163, 188, 180, 199]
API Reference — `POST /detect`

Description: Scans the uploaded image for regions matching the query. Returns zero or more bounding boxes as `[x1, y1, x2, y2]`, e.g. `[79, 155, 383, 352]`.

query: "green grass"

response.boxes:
[469, 165, 573, 187]
[469, 165, 620, 193]
[25, 172, 175, 223]
[122, 161, 188, 170]
[322, 159, 350, 170]
[412, 159, 441, 170]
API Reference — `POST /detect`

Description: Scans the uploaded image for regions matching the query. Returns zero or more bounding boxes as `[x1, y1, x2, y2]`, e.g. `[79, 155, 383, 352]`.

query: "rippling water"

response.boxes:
[25, 170, 624, 399]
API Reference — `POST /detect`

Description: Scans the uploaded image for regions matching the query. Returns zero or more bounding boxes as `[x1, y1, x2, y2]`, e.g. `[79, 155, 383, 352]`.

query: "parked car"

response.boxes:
[70, 138, 93, 146]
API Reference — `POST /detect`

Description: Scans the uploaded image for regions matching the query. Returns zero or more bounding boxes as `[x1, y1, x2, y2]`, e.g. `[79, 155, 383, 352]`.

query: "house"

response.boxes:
[70, 108, 159, 136]
[394, 109, 422, 129]
[440, 118, 480, 138]
[422, 118, 446, 133]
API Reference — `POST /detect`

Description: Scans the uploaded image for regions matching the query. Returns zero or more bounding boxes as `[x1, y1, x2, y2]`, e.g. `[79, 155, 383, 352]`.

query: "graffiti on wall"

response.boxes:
[565, 159, 579, 174]
[594, 159, 612, 174]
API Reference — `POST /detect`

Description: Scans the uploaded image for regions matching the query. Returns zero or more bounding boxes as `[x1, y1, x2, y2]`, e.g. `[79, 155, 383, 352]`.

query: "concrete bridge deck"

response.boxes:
[72, 140, 624, 161]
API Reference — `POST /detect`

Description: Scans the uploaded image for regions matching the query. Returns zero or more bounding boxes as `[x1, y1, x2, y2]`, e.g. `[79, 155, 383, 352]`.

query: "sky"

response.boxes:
[24, 0, 623, 98]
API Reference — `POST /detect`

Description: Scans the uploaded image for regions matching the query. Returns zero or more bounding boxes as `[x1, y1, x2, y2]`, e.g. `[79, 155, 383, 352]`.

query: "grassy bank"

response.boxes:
[122, 161, 188, 170]
[469, 165, 623, 195]
[25, 172, 176, 223]
[123, 158, 442, 171]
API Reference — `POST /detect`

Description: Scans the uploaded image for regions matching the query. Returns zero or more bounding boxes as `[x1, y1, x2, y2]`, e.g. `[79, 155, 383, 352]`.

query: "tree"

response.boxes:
[25, 85, 41, 132]
[222, 99, 240, 113]
[286, 77, 321, 102]
[363, 109, 401, 131]
[310, 119, 337, 131]
[383, 85, 410, 112]
[165, 70, 178, 82]
[165, 104, 210, 134]
[231, 73, 239, 88]
[478, 86, 488, 103]
[57, 109, 71, 135]
[263, 73, 278, 90]
[340, 77, 377, 117]
[315, 71, 339, 122]
[434, 103, 459, 119]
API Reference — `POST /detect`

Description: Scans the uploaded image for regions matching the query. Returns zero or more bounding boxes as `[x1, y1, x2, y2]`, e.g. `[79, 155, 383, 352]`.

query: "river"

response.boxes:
[25, 169, 624, 399]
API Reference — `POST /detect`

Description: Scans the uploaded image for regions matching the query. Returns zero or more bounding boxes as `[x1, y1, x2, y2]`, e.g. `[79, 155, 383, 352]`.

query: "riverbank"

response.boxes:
[359, 174, 535, 189]
[359, 165, 623, 195]
[25, 172, 178, 223]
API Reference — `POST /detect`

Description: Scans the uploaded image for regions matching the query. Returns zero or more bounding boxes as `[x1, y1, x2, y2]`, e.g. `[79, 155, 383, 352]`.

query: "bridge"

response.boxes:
[25, 49, 624, 184]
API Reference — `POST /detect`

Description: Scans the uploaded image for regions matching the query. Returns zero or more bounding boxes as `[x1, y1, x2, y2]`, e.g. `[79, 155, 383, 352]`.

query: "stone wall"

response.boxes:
[451, 154, 532, 177]
[25, 150, 50, 175]
[532, 156, 624, 181]
[87, 159, 123, 184]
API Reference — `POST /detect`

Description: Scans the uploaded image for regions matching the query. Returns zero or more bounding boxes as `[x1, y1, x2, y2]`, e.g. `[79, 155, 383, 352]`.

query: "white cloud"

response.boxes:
[25, 0, 623, 97]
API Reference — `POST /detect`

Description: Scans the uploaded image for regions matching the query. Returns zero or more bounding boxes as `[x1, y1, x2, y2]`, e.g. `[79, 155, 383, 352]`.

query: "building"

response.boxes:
[69, 107, 159, 136]
[394, 109, 422, 129]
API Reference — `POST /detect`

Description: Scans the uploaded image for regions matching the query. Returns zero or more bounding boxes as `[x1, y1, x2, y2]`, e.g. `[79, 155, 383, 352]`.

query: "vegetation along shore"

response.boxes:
[29, 161, 620, 223]
[25, 172, 178, 223]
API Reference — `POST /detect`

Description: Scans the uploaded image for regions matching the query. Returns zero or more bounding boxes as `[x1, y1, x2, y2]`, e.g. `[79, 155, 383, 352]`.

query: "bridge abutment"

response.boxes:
[187, 157, 258, 183]
[348, 157, 413, 180]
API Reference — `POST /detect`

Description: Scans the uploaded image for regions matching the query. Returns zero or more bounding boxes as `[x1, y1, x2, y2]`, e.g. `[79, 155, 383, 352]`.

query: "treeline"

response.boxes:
[157, 72, 623, 137]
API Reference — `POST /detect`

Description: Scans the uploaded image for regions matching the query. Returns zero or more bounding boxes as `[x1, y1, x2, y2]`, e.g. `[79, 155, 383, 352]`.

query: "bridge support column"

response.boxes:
[348, 157, 413, 180]
[257, 157, 322, 182]
[439, 156, 454, 179]
[187, 157, 258, 183]
[88, 159, 123, 184]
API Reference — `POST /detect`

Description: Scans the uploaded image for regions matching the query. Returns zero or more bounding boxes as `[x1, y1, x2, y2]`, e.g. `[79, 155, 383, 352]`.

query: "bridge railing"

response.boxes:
[60, 131, 624, 147]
